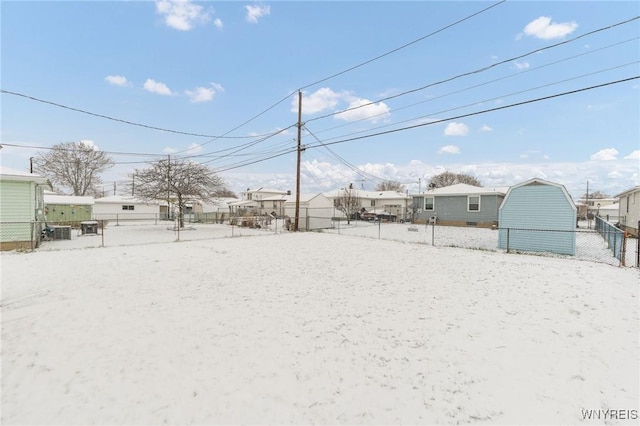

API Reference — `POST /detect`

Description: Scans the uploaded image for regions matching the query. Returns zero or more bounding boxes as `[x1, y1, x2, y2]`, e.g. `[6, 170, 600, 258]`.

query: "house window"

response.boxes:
[260, 201, 264, 208]
[468, 196, 480, 212]
[122, 205, 135, 211]
[273, 202, 277, 209]
[371, 200, 376, 207]
[424, 197, 434, 211]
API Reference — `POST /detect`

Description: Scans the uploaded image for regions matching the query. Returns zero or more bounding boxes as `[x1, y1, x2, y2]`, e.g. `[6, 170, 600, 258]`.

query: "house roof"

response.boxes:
[0, 166, 48, 184]
[614, 185, 640, 198]
[284, 193, 328, 204]
[503, 178, 576, 209]
[244, 187, 288, 195]
[44, 193, 94, 205]
[228, 200, 256, 207]
[323, 189, 410, 200]
[424, 183, 508, 196]
[94, 195, 159, 205]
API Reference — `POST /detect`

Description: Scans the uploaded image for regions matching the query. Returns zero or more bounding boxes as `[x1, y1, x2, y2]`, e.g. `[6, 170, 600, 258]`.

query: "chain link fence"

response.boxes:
[2, 213, 638, 268]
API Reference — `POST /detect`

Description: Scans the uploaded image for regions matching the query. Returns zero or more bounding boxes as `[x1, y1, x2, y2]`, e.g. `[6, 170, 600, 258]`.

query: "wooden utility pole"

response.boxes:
[294, 90, 302, 232]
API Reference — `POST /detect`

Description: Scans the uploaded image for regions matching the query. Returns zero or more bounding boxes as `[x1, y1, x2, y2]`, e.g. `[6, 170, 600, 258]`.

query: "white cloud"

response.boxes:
[213, 18, 223, 29]
[79, 139, 99, 150]
[438, 145, 460, 155]
[144, 79, 173, 96]
[104, 75, 131, 87]
[163, 147, 177, 154]
[590, 148, 618, 161]
[514, 61, 530, 70]
[155, 0, 210, 31]
[185, 82, 224, 103]
[522, 16, 578, 40]
[444, 122, 469, 136]
[334, 99, 390, 123]
[297, 88, 391, 122]
[297, 88, 344, 114]
[624, 150, 640, 160]
[245, 4, 270, 23]
[480, 124, 493, 132]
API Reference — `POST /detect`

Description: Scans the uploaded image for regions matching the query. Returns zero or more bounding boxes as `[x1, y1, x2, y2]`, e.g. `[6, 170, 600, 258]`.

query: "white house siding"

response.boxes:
[499, 179, 576, 256]
[615, 186, 640, 236]
[93, 197, 160, 221]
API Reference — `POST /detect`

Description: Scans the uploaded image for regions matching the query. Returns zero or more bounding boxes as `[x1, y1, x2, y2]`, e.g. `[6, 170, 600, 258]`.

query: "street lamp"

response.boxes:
[597, 203, 601, 217]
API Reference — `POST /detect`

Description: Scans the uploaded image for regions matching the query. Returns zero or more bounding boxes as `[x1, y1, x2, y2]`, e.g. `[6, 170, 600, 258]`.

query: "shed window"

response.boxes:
[424, 197, 434, 211]
[468, 196, 480, 212]
[122, 205, 135, 211]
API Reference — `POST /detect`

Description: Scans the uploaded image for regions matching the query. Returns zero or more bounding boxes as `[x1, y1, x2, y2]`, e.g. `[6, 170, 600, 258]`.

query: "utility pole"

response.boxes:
[167, 155, 171, 220]
[30, 157, 34, 173]
[113, 182, 116, 196]
[294, 90, 302, 232]
[586, 180, 590, 229]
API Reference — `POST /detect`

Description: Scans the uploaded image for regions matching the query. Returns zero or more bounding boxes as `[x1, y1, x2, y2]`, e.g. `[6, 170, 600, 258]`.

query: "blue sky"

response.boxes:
[1, 0, 639, 199]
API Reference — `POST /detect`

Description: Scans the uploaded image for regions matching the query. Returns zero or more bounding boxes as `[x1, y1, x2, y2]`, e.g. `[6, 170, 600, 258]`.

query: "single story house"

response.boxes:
[615, 186, 640, 236]
[413, 183, 508, 227]
[0, 167, 49, 250]
[93, 195, 161, 222]
[498, 178, 577, 256]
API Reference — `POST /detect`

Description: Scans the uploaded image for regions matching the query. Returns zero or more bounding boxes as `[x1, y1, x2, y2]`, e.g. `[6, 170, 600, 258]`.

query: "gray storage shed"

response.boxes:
[498, 178, 577, 255]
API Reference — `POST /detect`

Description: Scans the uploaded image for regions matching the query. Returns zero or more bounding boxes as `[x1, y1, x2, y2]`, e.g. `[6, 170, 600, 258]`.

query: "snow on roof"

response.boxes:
[245, 187, 288, 195]
[44, 194, 94, 205]
[95, 195, 159, 205]
[425, 183, 507, 196]
[615, 185, 640, 198]
[323, 189, 410, 199]
[0, 166, 48, 183]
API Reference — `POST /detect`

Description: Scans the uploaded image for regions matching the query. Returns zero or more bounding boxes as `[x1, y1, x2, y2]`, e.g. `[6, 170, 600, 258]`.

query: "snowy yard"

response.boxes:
[1, 227, 639, 424]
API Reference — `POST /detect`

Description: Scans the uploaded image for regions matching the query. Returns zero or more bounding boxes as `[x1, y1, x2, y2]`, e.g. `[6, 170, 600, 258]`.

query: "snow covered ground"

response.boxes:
[2, 224, 639, 424]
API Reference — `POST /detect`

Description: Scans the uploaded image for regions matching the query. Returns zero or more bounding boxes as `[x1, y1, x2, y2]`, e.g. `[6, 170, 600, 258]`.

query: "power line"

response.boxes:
[303, 38, 639, 139]
[208, 76, 639, 173]
[298, 0, 506, 91]
[304, 76, 639, 150]
[0, 89, 276, 139]
[306, 16, 640, 124]
[176, 0, 508, 153]
[307, 61, 640, 146]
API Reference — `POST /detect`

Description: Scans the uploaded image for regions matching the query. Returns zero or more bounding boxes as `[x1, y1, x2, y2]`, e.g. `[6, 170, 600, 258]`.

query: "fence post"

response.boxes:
[30, 221, 34, 252]
[431, 221, 435, 246]
[101, 220, 105, 247]
[637, 221, 640, 268]
[506, 228, 510, 253]
[621, 232, 626, 267]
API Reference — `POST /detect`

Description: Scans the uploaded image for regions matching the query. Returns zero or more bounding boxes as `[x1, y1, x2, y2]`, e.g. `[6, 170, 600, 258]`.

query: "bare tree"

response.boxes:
[375, 180, 406, 192]
[334, 183, 361, 225]
[429, 171, 482, 188]
[34, 141, 114, 196]
[133, 158, 225, 228]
